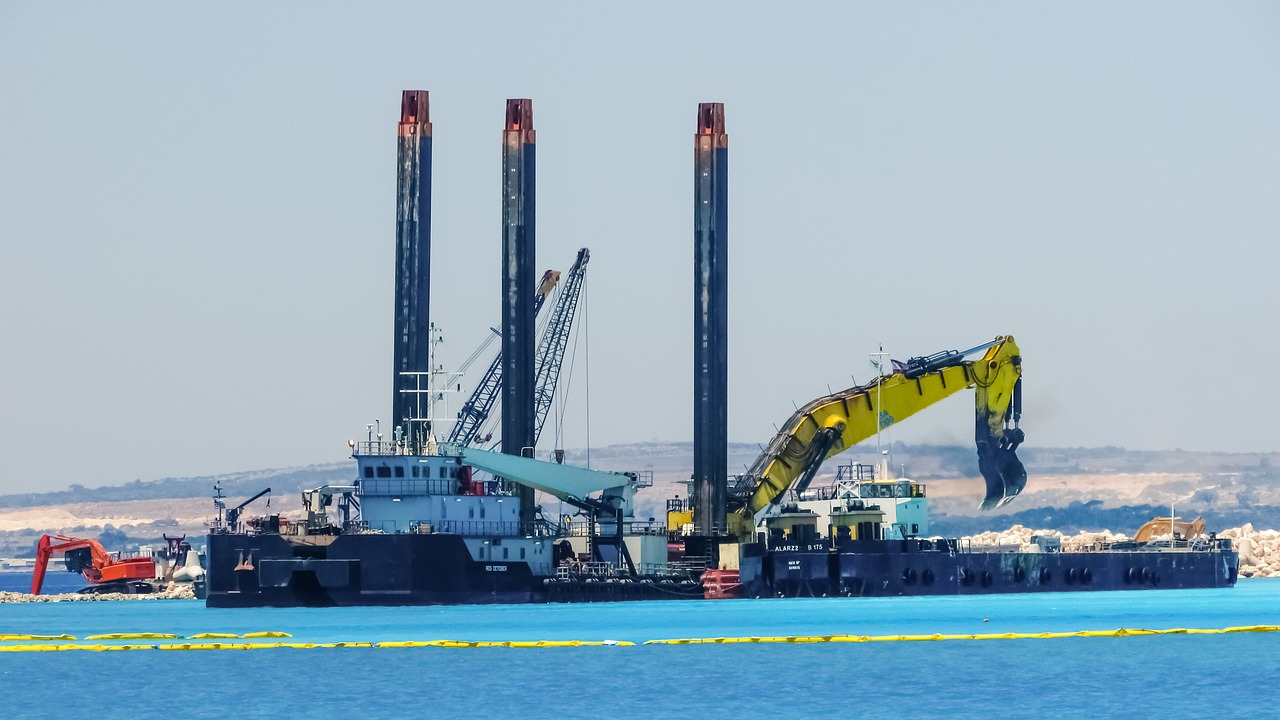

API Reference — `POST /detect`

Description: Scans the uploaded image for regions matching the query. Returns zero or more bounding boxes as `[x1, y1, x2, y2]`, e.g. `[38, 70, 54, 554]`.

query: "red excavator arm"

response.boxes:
[31, 534, 155, 595]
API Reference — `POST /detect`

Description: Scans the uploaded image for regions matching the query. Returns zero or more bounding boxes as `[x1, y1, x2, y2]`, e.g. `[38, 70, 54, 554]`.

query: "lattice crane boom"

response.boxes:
[449, 269, 561, 446]
[532, 248, 590, 444]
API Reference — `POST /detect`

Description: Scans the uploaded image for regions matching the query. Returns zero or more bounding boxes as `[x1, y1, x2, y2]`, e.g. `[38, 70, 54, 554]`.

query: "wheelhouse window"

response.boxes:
[377, 466, 391, 478]
[394, 466, 405, 478]
[363, 467, 373, 478]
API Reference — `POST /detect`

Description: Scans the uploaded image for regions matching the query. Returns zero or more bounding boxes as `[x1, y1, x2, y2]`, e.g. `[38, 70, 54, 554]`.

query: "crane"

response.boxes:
[725, 336, 1025, 539]
[302, 484, 361, 532]
[31, 534, 156, 595]
[449, 269, 562, 446]
[460, 445, 642, 574]
[215, 486, 272, 532]
[532, 248, 590, 445]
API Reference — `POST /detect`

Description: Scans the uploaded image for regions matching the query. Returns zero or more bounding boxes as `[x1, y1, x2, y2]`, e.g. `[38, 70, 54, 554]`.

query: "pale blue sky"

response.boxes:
[2, 3, 1278, 494]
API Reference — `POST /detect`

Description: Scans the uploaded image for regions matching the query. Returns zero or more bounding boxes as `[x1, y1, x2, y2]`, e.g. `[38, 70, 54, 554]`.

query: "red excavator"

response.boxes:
[31, 534, 157, 595]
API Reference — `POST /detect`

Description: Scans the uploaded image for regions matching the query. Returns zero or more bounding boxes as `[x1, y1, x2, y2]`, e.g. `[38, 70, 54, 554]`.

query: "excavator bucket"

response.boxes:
[977, 431, 1027, 510]
[974, 356, 1025, 511]
[998, 449, 1027, 505]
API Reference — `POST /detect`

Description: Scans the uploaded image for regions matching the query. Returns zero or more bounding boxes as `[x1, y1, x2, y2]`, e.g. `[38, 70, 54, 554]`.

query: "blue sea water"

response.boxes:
[0, 572, 85, 595]
[2, 580, 1279, 719]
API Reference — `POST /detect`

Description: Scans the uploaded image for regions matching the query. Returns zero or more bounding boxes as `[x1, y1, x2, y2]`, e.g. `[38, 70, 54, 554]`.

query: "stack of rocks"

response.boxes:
[1220, 524, 1280, 578]
[962, 524, 1279, 579]
[0, 585, 196, 603]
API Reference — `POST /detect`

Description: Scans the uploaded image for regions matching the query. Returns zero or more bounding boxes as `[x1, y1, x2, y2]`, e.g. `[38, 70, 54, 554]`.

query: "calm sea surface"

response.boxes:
[3, 578, 1278, 719]
[0, 572, 84, 595]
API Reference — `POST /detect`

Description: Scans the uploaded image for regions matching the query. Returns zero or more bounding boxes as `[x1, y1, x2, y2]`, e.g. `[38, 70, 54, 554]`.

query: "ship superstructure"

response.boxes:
[772, 462, 930, 542]
[729, 461, 1237, 598]
[207, 425, 700, 607]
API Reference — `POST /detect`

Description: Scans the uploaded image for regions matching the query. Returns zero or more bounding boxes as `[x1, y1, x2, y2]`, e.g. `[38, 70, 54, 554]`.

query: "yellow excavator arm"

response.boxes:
[727, 336, 1025, 539]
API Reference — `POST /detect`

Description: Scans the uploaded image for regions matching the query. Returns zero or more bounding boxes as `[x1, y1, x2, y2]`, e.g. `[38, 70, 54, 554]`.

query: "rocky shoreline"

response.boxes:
[0, 584, 197, 603]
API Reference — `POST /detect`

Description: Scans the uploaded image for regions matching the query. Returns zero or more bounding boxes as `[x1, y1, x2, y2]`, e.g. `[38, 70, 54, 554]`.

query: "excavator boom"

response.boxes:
[730, 336, 1024, 537]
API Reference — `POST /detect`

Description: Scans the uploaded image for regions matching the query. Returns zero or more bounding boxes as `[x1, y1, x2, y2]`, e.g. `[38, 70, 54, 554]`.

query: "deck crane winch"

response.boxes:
[216, 486, 272, 532]
[725, 335, 1025, 540]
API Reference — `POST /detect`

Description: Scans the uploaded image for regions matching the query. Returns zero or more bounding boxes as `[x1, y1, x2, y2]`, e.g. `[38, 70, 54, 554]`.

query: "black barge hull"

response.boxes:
[206, 534, 1238, 607]
[205, 533, 700, 607]
[206, 533, 545, 607]
[739, 538, 1239, 598]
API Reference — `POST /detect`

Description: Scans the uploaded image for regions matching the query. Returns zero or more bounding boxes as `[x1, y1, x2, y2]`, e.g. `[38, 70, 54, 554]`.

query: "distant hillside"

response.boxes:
[932, 502, 1280, 537]
[0, 464, 351, 510]
[585, 442, 1280, 534]
[0, 443, 1275, 536]
[2, 443, 1276, 508]
[576, 441, 1279, 481]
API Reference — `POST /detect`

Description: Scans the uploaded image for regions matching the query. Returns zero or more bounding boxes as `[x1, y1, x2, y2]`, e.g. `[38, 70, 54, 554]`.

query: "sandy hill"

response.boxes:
[0, 443, 1275, 555]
